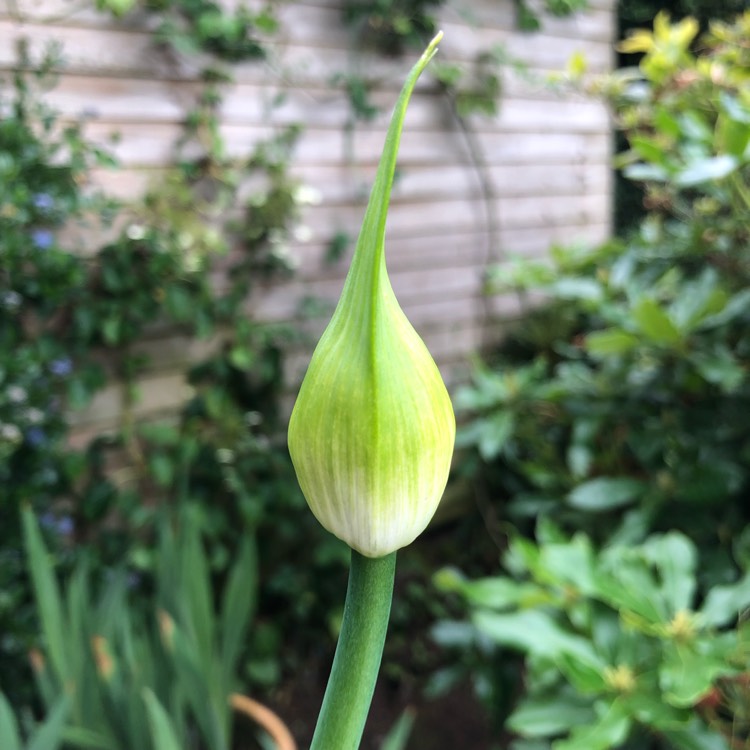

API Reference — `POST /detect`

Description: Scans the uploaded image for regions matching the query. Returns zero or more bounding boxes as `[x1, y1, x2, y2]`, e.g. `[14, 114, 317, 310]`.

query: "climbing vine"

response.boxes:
[338, 0, 588, 122]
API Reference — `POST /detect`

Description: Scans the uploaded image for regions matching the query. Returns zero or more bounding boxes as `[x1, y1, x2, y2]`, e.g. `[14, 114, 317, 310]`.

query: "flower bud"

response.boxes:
[288, 34, 455, 558]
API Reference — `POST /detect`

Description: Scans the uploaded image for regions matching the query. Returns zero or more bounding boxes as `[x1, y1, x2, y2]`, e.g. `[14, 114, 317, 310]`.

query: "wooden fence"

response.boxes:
[1, 0, 616, 435]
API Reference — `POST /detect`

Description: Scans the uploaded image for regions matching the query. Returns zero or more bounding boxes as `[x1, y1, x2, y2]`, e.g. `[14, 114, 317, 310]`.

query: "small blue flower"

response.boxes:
[50, 357, 72, 377]
[25, 426, 47, 447]
[33, 193, 55, 211]
[40, 512, 74, 536]
[31, 229, 54, 250]
[56, 516, 74, 536]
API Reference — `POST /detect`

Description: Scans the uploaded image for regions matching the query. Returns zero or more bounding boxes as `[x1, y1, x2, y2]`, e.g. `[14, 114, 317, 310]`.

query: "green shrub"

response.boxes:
[22, 504, 259, 750]
[456, 10, 750, 580]
[440, 10, 750, 748]
[435, 522, 750, 750]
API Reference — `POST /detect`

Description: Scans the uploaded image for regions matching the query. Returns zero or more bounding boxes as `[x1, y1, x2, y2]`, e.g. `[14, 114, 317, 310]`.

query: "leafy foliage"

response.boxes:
[96, 0, 278, 62]
[456, 10, 750, 570]
[441, 11, 750, 747]
[0, 691, 68, 750]
[435, 523, 750, 750]
[22, 504, 261, 750]
[514, 0, 588, 33]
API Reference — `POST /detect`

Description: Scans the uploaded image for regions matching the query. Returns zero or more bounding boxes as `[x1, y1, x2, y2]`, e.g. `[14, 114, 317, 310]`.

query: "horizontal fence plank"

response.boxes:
[67, 371, 194, 427]
[37, 72, 609, 132]
[74, 120, 610, 168]
[288, 219, 612, 278]
[296, 192, 611, 241]
[89, 158, 611, 204]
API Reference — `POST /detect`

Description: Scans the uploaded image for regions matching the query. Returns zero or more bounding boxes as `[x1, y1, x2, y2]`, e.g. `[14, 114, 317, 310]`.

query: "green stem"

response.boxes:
[310, 550, 396, 750]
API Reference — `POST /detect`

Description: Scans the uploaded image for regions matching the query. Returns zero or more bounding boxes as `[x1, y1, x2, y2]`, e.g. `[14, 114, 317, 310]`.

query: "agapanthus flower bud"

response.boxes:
[288, 33, 455, 558]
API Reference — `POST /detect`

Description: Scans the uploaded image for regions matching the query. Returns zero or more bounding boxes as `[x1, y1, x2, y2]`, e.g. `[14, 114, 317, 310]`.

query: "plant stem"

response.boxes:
[310, 550, 396, 749]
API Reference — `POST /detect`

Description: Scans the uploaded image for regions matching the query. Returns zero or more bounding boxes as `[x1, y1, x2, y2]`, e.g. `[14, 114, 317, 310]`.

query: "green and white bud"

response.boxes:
[287, 34, 455, 559]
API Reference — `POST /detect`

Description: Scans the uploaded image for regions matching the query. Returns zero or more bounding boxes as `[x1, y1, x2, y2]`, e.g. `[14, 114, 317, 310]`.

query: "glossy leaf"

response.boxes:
[508, 694, 595, 738]
[660, 636, 738, 707]
[585, 329, 639, 356]
[700, 571, 750, 628]
[567, 478, 644, 512]
[474, 609, 604, 667]
[552, 701, 630, 750]
[631, 298, 682, 346]
[641, 533, 697, 615]
[675, 155, 739, 186]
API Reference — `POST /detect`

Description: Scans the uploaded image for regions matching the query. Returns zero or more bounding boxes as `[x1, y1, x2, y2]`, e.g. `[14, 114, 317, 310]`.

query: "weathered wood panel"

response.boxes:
[0, 0, 617, 434]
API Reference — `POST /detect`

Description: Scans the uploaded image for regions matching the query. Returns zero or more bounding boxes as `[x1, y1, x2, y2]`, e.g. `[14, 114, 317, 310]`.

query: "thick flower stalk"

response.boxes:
[288, 33, 455, 560]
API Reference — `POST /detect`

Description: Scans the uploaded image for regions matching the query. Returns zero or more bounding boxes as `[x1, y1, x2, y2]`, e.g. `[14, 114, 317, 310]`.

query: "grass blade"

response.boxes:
[22, 505, 69, 683]
[142, 689, 183, 750]
[27, 696, 70, 750]
[380, 708, 416, 750]
[220, 532, 257, 687]
[0, 692, 22, 750]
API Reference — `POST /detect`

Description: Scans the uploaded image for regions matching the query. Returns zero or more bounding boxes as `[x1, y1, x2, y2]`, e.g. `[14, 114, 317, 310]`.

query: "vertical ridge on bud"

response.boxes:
[288, 33, 455, 559]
